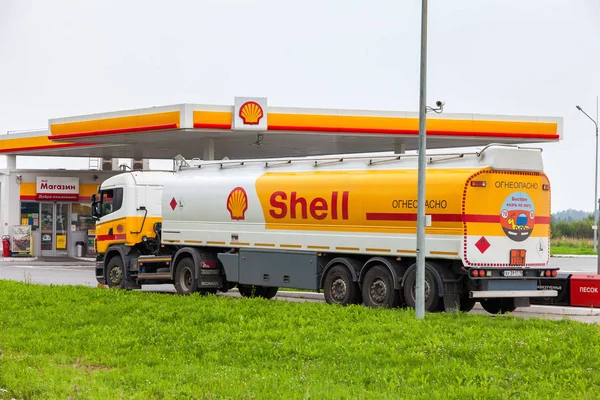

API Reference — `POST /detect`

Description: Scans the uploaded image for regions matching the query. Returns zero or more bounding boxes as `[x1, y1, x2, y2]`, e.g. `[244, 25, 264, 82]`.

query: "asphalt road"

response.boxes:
[549, 255, 599, 274]
[2, 255, 600, 323]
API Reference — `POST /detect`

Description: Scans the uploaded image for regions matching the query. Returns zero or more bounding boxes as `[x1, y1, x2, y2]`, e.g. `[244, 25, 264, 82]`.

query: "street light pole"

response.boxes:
[576, 102, 599, 265]
[415, 0, 428, 319]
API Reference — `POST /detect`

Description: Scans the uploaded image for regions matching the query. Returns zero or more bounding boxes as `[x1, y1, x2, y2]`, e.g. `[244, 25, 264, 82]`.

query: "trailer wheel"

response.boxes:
[459, 295, 476, 312]
[323, 265, 361, 306]
[174, 258, 197, 295]
[238, 284, 256, 298]
[362, 266, 401, 308]
[258, 286, 279, 299]
[238, 285, 278, 299]
[480, 299, 516, 314]
[403, 267, 441, 312]
[107, 256, 125, 289]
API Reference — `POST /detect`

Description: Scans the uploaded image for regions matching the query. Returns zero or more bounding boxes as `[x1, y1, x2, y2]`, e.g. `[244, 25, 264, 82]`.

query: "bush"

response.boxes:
[551, 214, 594, 239]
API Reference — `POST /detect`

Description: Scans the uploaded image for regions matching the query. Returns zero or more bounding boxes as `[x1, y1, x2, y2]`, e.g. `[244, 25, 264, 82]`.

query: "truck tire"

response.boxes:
[237, 285, 278, 299]
[459, 295, 476, 312]
[480, 299, 516, 314]
[238, 284, 258, 298]
[323, 265, 361, 306]
[106, 256, 125, 289]
[258, 286, 279, 299]
[362, 265, 401, 308]
[174, 258, 197, 295]
[403, 267, 441, 312]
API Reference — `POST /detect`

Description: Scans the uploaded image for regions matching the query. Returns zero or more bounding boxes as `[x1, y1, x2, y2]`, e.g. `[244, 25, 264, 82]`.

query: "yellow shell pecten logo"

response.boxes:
[239, 101, 264, 125]
[227, 187, 248, 220]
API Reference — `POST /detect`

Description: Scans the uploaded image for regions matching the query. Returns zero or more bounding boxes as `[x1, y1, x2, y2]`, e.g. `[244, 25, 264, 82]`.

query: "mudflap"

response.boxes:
[123, 252, 142, 290]
[198, 268, 223, 291]
[124, 277, 142, 290]
[443, 293, 461, 312]
[432, 263, 463, 312]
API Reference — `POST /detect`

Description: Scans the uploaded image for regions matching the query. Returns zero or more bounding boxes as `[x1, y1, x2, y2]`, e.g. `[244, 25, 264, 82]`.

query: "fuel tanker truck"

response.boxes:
[91, 144, 558, 314]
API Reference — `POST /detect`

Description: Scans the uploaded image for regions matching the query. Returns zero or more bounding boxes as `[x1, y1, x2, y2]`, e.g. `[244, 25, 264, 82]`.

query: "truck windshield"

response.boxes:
[98, 188, 123, 217]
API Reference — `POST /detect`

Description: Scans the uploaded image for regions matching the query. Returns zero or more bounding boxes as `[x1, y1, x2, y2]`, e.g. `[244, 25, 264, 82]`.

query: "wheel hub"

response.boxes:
[331, 277, 347, 302]
[182, 269, 193, 290]
[370, 279, 387, 304]
[412, 276, 431, 302]
[109, 267, 122, 284]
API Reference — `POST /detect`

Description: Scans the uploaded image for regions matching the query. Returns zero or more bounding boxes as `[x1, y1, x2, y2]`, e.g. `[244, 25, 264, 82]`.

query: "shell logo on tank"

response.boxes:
[269, 190, 349, 220]
[500, 192, 535, 242]
[227, 187, 249, 220]
[238, 101, 264, 125]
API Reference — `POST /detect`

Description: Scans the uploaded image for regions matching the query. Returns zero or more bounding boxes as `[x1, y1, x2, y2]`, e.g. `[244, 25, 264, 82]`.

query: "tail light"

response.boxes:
[201, 261, 217, 269]
[551, 270, 557, 277]
[470, 269, 487, 277]
[470, 181, 486, 187]
[542, 184, 550, 191]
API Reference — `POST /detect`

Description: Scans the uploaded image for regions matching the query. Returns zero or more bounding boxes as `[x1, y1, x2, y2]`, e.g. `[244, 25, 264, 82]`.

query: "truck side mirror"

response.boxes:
[91, 196, 100, 219]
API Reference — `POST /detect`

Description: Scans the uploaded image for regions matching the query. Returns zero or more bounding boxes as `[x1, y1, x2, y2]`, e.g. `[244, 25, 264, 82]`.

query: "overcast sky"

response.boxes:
[1, 0, 599, 212]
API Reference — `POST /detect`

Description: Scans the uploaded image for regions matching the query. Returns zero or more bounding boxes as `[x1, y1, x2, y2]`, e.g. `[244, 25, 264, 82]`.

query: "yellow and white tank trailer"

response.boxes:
[92, 144, 558, 314]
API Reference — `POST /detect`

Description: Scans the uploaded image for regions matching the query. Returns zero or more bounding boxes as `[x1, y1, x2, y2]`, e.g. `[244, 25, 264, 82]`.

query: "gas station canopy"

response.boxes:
[0, 98, 563, 160]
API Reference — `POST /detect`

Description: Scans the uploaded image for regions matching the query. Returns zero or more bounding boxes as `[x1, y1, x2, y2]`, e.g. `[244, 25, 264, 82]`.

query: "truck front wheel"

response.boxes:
[174, 258, 197, 295]
[107, 256, 125, 289]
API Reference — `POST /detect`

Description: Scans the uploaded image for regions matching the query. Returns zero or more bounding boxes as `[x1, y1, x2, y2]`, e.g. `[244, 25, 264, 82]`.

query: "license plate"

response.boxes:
[503, 270, 524, 277]
[510, 249, 526, 265]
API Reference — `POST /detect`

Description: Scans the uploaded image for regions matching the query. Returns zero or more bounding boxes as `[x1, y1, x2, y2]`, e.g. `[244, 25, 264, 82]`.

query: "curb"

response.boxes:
[551, 254, 597, 258]
[0, 257, 95, 263]
[275, 290, 600, 316]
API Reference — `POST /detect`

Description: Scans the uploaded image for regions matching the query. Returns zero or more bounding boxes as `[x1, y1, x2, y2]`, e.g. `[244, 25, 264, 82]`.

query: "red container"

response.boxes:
[570, 274, 600, 307]
[2, 235, 10, 257]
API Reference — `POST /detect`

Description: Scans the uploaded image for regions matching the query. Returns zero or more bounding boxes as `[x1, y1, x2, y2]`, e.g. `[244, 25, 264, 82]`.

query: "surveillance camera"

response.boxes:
[436, 100, 444, 107]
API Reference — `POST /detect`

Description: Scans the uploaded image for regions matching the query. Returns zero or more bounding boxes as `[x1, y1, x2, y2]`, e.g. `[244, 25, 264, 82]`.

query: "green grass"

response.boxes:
[551, 237, 595, 255]
[1, 281, 600, 399]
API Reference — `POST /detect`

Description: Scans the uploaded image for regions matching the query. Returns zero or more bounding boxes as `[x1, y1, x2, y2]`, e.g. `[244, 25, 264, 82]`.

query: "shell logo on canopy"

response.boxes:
[239, 101, 264, 125]
[233, 96, 268, 131]
[227, 187, 249, 220]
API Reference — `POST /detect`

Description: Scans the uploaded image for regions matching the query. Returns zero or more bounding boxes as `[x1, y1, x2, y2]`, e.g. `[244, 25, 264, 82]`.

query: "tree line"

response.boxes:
[550, 214, 594, 239]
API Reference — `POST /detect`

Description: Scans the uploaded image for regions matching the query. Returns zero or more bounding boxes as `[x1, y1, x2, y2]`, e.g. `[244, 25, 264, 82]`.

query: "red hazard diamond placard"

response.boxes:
[169, 197, 177, 211]
[475, 236, 490, 253]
